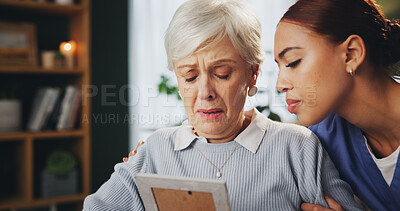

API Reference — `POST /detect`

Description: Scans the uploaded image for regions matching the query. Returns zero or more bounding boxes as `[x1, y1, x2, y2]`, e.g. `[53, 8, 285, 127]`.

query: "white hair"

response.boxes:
[165, 0, 265, 70]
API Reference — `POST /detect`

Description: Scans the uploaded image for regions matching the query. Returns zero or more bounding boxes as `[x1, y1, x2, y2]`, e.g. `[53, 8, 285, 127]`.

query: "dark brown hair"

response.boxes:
[281, 0, 400, 68]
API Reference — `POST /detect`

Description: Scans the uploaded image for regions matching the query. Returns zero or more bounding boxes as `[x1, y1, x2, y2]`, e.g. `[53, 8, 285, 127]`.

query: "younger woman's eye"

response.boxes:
[185, 76, 197, 82]
[286, 59, 301, 68]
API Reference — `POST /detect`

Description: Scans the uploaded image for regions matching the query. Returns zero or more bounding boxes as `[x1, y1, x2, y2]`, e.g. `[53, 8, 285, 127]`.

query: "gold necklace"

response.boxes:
[193, 142, 240, 178]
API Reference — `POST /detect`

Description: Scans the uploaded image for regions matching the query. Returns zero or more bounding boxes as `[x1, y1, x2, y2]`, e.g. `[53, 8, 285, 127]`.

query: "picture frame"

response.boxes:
[134, 173, 232, 211]
[0, 21, 38, 66]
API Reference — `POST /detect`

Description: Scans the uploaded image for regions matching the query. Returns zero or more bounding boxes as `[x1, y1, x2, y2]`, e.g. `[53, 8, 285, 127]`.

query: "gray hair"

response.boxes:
[165, 0, 265, 70]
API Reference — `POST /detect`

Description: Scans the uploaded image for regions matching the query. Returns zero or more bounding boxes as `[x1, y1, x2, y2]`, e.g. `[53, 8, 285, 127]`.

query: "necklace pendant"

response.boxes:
[216, 170, 221, 178]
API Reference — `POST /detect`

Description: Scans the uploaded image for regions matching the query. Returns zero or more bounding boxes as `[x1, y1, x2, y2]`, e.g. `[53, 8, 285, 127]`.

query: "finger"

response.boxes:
[128, 150, 137, 158]
[126, 141, 144, 160]
[136, 141, 144, 150]
[131, 141, 144, 155]
[135, 142, 141, 149]
[128, 149, 134, 157]
[323, 193, 343, 211]
[301, 203, 331, 211]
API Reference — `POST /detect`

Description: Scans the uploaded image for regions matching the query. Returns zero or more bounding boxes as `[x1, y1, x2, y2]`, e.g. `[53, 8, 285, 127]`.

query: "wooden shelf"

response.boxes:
[0, 0, 83, 16]
[0, 66, 83, 75]
[0, 130, 85, 141]
[0, 196, 26, 207]
[0, 0, 91, 210]
[0, 194, 85, 210]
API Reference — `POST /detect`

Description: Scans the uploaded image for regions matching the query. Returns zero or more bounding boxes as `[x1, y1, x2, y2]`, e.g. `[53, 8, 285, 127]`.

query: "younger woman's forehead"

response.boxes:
[275, 22, 330, 55]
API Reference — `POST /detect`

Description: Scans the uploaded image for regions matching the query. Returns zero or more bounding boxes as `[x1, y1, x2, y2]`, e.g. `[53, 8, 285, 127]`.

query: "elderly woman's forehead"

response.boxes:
[165, 0, 264, 70]
[175, 37, 240, 65]
[198, 37, 237, 56]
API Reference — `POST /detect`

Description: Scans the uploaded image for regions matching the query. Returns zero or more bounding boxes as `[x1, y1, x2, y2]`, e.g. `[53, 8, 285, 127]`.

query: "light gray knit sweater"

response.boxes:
[83, 110, 362, 210]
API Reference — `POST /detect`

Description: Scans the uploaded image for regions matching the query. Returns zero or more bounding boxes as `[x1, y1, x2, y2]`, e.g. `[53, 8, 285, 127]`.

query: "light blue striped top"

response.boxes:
[83, 109, 362, 210]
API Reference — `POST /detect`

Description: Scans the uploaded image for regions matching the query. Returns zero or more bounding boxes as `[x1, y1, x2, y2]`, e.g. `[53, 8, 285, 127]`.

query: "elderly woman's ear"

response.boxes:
[249, 64, 260, 86]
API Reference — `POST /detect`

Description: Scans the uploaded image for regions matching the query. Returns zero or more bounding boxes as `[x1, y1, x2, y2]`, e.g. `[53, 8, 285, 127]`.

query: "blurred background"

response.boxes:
[0, 0, 398, 210]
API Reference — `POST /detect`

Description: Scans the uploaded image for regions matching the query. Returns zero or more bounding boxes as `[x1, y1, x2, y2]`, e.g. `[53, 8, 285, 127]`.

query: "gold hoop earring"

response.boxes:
[248, 86, 258, 97]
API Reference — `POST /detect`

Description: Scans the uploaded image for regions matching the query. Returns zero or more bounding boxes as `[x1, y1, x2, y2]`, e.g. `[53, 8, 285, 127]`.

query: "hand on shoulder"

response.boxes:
[123, 141, 145, 162]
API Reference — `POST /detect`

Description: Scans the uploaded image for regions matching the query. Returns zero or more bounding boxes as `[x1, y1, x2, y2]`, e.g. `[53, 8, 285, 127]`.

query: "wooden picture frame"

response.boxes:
[0, 21, 38, 66]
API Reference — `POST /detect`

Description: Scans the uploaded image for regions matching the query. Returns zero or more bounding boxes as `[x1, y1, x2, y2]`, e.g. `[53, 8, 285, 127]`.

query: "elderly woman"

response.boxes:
[83, 0, 362, 210]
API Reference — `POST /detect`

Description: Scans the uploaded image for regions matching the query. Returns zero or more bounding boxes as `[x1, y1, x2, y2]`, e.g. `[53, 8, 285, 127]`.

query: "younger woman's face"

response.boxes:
[274, 21, 351, 126]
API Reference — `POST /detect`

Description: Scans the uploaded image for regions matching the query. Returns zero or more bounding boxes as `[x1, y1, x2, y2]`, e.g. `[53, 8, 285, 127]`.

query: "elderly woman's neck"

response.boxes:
[195, 115, 251, 143]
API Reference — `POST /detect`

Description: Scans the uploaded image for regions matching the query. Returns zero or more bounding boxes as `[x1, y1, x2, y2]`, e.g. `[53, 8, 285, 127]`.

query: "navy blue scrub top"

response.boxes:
[310, 114, 400, 211]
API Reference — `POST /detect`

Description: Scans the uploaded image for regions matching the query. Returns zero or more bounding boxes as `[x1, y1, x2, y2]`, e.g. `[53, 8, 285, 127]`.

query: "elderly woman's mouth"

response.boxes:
[196, 108, 224, 120]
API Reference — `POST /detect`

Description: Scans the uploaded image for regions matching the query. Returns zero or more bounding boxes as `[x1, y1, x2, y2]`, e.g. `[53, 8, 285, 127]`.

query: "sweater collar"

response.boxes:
[174, 108, 269, 153]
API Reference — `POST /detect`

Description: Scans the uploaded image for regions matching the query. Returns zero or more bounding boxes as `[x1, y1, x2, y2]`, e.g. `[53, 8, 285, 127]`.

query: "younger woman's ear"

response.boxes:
[340, 34, 366, 74]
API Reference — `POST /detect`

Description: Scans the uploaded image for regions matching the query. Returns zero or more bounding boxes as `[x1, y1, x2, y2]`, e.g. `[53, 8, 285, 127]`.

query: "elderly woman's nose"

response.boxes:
[276, 71, 293, 93]
[198, 77, 216, 100]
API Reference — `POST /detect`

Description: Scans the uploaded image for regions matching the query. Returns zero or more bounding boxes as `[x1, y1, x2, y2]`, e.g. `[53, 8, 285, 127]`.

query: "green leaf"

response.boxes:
[44, 150, 77, 178]
[268, 111, 281, 122]
[157, 75, 181, 100]
[256, 106, 281, 122]
[256, 105, 268, 113]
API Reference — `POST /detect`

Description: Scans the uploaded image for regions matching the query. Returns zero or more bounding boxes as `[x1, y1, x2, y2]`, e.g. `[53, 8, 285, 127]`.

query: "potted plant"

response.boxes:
[41, 149, 78, 198]
[158, 75, 181, 100]
[0, 85, 21, 133]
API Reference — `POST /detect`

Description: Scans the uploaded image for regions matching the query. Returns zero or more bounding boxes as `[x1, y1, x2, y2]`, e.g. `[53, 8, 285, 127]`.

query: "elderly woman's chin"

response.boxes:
[190, 114, 228, 135]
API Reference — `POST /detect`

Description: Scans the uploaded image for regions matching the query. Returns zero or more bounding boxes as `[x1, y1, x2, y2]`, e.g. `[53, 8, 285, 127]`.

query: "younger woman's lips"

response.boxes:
[286, 99, 301, 114]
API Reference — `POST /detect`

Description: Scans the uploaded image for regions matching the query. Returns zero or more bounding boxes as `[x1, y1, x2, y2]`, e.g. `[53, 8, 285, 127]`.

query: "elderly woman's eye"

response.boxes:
[214, 66, 231, 80]
[286, 59, 301, 68]
[216, 74, 229, 79]
[185, 76, 197, 82]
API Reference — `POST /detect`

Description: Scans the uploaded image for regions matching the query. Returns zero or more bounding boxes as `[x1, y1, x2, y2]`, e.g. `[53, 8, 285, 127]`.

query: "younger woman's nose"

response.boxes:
[276, 72, 293, 93]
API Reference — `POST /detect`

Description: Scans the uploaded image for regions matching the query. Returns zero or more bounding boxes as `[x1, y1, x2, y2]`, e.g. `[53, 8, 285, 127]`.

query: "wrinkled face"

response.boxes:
[274, 21, 351, 126]
[174, 37, 255, 140]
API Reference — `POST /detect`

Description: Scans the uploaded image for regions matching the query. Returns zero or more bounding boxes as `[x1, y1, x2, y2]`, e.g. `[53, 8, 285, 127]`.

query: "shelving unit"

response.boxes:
[0, 130, 85, 141]
[0, 0, 83, 15]
[0, 67, 83, 75]
[0, 0, 90, 210]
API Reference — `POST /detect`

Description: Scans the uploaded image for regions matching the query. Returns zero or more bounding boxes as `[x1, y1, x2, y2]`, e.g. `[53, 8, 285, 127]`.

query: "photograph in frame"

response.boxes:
[0, 21, 38, 67]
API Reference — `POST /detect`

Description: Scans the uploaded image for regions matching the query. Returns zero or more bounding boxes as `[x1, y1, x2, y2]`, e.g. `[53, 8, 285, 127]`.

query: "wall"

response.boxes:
[90, 0, 129, 192]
